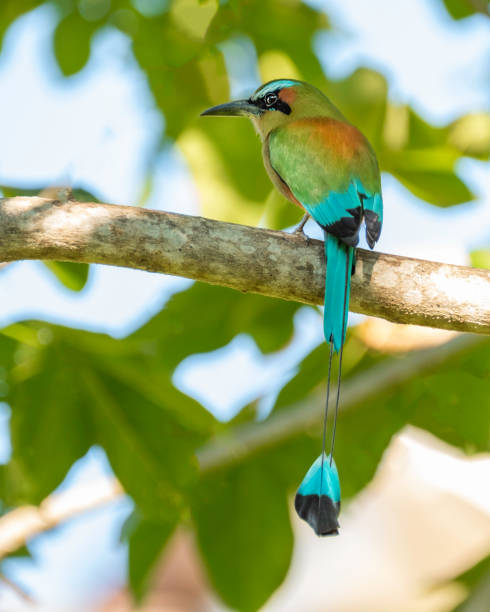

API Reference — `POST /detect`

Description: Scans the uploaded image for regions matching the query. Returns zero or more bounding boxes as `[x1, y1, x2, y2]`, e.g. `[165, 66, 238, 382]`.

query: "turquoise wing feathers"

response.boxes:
[268, 119, 383, 247]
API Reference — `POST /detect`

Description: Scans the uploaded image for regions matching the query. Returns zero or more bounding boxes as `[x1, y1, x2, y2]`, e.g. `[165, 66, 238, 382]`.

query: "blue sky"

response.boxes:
[0, 0, 489, 608]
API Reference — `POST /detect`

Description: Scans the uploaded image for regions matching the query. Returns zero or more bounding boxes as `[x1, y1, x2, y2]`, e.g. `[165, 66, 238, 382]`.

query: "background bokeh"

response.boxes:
[0, 1, 489, 610]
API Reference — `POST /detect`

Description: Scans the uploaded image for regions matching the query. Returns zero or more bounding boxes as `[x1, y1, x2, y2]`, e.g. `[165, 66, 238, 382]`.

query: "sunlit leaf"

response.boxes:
[470, 248, 490, 270]
[170, 0, 217, 40]
[178, 126, 265, 224]
[198, 46, 230, 106]
[449, 113, 490, 159]
[262, 188, 303, 230]
[386, 148, 460, 172]
[390, 169, 474, 206]
[43, 261, 89, 291]
[258, 50, 302, 83]
[406, 108, 450, 148]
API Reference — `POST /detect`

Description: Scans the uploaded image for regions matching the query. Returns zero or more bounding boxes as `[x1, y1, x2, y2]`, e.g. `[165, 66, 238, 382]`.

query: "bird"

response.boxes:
[201, 79, 383, 536]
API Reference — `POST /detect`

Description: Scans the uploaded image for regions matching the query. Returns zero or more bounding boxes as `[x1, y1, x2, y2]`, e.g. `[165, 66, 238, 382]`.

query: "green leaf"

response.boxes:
[0, 185, 45, 198]
[391, 169, 474, 206]
[0, 1, 39, 55]
[4, 336, 93, 504]
[86, 362, 198, 520]
[70, 187, 100, 202]
[170, 0, 217, 40]
[0, 183, 100, 200]
[449, 113, 490, 159]
[470, 249, 490, 270]
[43, 261, 89, 291]
[127, 510, 178, 603]
[403, 380, 490, 452]
[0, 322, 40, 347]
[131, 11, 220, 140]
[53, 11, 97, 76]
[455, 554, 490, 591]
[192, 459, 293, 612]
[380, 107, 484, 205]
[193, 116, 270, 205]
[441, 0, 485, 20]
[453, 555, 490, 611]
[133, 283, 300, 368]
[1, 321, 214, 515]
[263, 189, 303, 230]
[3, 544, 31, 559]
[407, 108, 450, 148]
[182, 0, 331, 222]
[178, 122, 266, 225]
[0, 328, 18, 377]
[207, 0, 329, 81]
[134, 14, 203, 70]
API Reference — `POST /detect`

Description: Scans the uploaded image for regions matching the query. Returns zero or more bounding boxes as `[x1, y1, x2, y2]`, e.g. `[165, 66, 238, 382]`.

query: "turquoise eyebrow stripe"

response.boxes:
[252, 80, 298, 100]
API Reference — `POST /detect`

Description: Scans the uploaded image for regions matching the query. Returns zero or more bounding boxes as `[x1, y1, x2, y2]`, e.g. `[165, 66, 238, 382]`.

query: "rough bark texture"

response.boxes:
[1, 196, 489, 334]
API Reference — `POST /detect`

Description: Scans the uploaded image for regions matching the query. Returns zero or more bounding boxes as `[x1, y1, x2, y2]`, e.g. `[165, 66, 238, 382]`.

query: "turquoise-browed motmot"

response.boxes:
[202, 80, 383, 536]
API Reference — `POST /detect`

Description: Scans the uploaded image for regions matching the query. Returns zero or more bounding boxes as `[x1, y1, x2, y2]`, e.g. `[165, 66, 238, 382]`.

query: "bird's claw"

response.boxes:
[293, 213, 310, 237]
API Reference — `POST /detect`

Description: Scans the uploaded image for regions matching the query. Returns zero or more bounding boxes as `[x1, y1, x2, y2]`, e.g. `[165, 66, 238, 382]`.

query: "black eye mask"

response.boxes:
[249, 90, 292, 115]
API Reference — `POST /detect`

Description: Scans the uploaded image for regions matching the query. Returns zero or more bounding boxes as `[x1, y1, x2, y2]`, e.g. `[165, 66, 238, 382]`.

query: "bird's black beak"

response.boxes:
[201, 99, 261, 117]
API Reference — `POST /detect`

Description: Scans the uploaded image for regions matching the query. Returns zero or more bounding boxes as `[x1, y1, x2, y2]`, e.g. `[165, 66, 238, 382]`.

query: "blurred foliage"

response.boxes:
[450, 555, 490, 611]
[192, 458, 294, 612]
[470, 248, 490, 269]
[0, 288, 489, 609]
[42, 260, 89, 290]
[124, 509, 179, 602]
[441, 0, 490, 19]
[0, 1, 489, 609]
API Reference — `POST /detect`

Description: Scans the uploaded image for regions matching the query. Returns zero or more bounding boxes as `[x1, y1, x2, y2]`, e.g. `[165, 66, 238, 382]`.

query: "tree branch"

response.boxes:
[1, 196, 489, 334]
[0, 333, 483, 559]
[0, 478, 124, 559]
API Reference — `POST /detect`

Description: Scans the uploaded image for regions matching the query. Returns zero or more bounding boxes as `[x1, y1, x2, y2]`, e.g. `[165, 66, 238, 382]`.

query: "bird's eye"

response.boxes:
[265, 93, 277, 107]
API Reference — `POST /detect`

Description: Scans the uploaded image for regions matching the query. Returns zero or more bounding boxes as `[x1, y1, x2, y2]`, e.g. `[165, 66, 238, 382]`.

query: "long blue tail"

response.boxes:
[323, 233, 353, 352]
[294, 234, 352, 536]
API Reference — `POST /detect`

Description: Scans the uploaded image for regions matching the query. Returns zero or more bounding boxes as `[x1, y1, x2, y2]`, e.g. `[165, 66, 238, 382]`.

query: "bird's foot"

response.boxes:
[293, 213, 310, 237]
